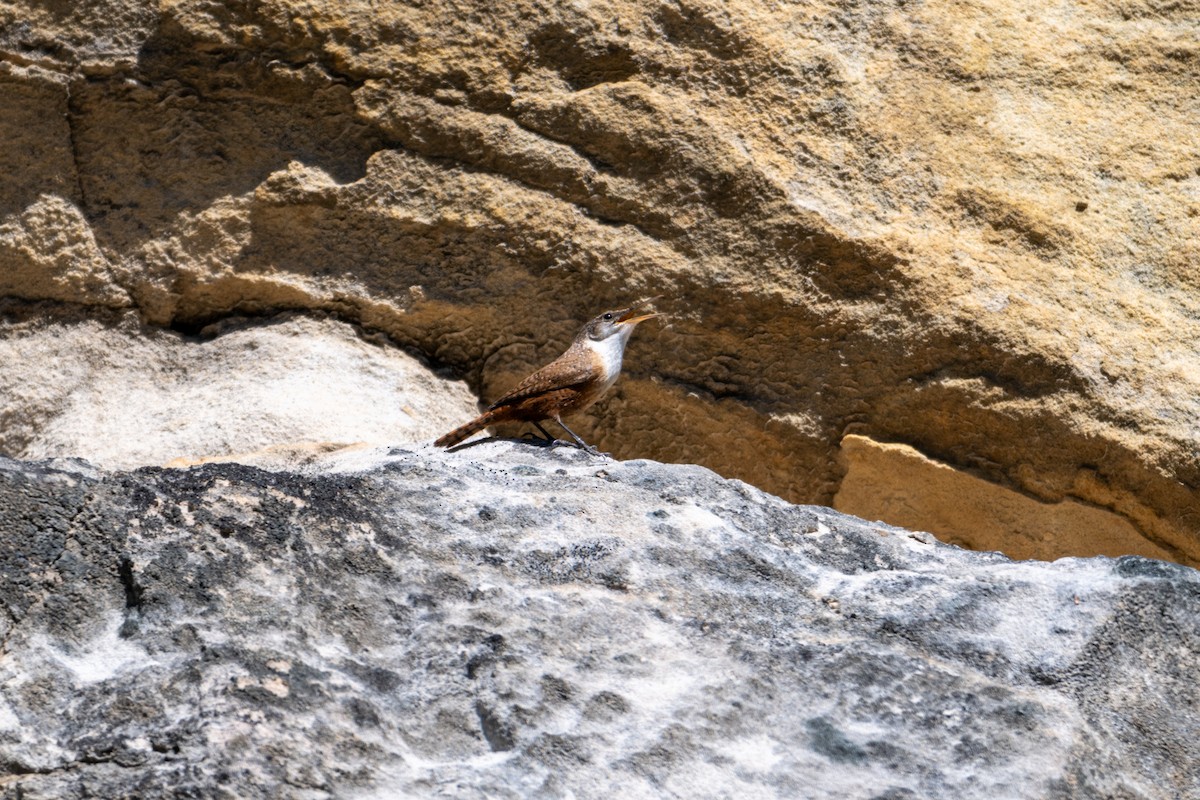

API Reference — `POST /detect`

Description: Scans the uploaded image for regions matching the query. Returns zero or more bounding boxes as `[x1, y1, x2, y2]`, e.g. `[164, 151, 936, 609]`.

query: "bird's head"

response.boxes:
[584, 297, 660, 342]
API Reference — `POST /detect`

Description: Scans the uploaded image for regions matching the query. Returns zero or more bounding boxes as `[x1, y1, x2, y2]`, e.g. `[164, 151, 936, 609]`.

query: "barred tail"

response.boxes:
[434, 409, 501, 448]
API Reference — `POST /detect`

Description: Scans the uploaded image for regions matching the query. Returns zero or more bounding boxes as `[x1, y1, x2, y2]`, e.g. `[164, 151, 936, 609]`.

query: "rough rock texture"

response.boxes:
[0, 310, 478, 468]
[0, 447, 1196, 799]
[0, 1, 1198, 564]
[834, 434, 1179, 563]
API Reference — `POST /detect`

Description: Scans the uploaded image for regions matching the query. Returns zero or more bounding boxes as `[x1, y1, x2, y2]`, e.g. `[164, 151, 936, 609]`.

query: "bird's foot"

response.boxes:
[540, 438, 608, 456]
[520, 433, 577, 450]
[520, 431, 556, 446]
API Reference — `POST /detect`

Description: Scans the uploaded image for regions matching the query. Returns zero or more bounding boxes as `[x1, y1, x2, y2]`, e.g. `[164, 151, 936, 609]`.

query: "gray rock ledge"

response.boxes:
[0, 445, 1195, 799]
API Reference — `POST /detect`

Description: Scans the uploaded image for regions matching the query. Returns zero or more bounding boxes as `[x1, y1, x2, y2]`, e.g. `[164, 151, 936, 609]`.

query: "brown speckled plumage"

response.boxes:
[435, 302, 657, 450]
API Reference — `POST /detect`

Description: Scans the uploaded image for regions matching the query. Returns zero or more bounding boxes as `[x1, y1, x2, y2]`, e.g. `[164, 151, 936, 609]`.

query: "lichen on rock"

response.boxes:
[0, 447, 1196, 798]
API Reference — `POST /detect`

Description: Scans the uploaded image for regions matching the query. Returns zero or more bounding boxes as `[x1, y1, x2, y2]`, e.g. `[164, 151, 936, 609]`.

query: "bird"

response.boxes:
[434, 300, 659, 452]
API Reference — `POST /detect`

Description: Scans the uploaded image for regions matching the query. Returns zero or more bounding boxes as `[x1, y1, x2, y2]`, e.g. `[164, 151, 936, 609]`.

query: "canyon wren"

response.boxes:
[434, 300, 659, 452]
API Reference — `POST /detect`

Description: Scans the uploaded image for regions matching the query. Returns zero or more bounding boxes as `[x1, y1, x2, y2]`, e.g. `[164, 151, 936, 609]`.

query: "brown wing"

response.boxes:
[488, 351, 596, 410]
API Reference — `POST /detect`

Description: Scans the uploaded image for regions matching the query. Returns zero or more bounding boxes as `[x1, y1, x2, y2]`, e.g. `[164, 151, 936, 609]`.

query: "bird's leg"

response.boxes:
[530, 419, 556, 443]
[519, 430, 550, 446]
[517, 422, 574, 450]
[552, 416, 608, 457]
[518, 422, 566, 448]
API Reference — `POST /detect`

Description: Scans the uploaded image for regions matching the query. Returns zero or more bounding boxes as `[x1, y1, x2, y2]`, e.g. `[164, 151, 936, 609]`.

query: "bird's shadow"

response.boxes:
[442, 434, 606, 457]
[443, 434, 565, 454]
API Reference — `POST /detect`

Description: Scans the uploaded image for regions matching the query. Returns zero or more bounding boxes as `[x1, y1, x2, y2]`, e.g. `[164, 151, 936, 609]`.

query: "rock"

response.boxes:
[0, 311, 478, 468]
[3, 4, 1196, 795]
[0, 196, 128, 308]
[835, 434, 1179, 563]
[0, 447, 1196, 798]
[0, 1, 1197, 563]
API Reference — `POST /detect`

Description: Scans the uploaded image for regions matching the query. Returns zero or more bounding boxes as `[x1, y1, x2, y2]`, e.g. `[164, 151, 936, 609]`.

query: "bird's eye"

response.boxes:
[603, 312, 613, 321]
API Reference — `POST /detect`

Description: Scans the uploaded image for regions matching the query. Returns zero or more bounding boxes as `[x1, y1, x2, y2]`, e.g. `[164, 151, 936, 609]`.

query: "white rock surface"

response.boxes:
[0, 313, 478, 467]
[0, 445, 1195, 799]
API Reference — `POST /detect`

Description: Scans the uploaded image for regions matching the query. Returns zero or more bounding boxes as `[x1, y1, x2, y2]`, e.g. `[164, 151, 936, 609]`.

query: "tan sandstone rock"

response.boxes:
[835, 434, 1178, 563]
[0, 0, 1196, 562]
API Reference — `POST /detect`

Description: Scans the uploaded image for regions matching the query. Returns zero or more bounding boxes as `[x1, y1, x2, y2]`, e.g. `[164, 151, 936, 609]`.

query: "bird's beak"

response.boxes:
[617, 297, 661, 325]
[617, 311, 657, 325]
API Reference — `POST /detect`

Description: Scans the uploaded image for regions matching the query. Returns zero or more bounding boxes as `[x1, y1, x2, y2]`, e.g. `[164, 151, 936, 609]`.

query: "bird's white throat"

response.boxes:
[585, 327, 635, 388]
